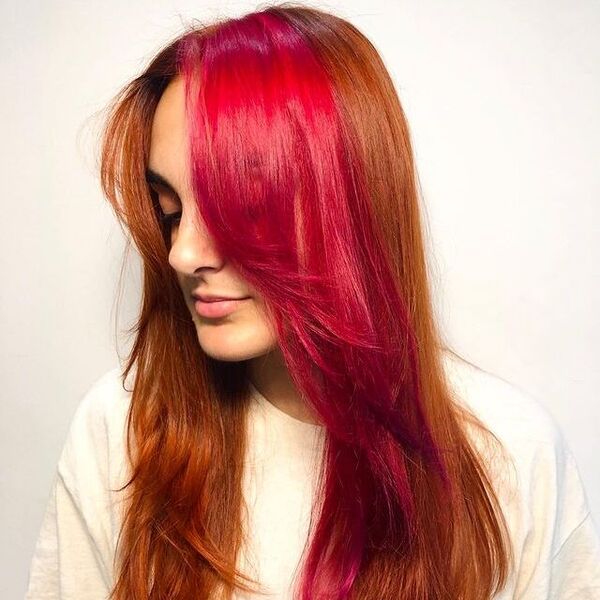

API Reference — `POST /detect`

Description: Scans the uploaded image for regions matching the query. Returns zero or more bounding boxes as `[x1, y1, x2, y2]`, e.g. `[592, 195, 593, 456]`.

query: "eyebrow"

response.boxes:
[145, 168, 179, 195]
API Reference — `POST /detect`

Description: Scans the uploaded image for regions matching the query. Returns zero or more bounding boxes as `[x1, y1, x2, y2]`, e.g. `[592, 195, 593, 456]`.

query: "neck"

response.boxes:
[247, 346, 321, 426]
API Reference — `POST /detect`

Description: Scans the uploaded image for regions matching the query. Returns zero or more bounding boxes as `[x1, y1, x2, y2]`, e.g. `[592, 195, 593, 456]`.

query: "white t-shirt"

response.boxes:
[24, 351, 600, 599]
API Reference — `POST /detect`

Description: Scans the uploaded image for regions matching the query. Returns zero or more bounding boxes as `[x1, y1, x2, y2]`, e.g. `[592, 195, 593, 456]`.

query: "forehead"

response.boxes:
[148, 76, 189, 190]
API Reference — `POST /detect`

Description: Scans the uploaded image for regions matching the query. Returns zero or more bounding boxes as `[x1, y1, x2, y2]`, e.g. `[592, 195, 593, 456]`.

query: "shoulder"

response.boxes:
[439, 348, 583, 513]
[440, 349, 562, 451]
[440, 349, 600, 596]
[70, 365, 133, 424]
[37, 367, 135, 587]
[57, 366, 133, 495]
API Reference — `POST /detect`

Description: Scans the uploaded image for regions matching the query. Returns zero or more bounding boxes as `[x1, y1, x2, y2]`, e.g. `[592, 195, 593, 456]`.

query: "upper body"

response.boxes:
[25, 350, 600, 599]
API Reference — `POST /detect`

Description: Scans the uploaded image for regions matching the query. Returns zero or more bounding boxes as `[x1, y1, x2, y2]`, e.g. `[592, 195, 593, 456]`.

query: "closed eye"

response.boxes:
[158, 210, 182, 228]
[148, 185, 182, 230]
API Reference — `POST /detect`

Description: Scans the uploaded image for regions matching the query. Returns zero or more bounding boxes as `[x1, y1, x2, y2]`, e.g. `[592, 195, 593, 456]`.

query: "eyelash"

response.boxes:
[149, 187, 182, 229]
[158, 210, 182, 228]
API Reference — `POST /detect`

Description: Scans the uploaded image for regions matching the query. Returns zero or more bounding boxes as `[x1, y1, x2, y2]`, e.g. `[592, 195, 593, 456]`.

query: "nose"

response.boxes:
[167, 212, 223, 276]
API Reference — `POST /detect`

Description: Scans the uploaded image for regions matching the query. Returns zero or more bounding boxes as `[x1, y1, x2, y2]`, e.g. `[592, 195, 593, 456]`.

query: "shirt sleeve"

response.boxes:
[24, 470, 112, 600]
[24, 371, 121, 600]
[546, 445, 600, 599]
[514, 434, 600, 599]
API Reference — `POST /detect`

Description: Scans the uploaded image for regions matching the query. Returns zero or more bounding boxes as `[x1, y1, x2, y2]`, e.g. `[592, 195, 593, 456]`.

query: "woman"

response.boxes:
[25, 4, 600, 599]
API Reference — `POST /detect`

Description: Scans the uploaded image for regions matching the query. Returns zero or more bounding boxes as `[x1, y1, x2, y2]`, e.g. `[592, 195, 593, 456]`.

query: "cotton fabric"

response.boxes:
[24, 351, 600, 598]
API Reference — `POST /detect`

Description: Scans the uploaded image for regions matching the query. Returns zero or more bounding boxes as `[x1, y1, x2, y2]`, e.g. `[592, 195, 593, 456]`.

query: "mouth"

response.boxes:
[192, 296, 250, 319]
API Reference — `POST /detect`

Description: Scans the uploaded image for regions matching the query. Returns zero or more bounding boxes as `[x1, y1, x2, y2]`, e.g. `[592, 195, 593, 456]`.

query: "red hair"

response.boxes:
[99, 3, 514, 598]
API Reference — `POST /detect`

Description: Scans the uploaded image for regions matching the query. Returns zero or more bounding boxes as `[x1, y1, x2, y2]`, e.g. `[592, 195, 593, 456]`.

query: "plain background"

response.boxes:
[2, 1, 599, 597]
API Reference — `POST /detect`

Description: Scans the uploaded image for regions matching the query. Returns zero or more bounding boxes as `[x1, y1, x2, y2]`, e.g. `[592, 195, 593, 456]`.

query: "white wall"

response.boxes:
[2, 1, 598, 597]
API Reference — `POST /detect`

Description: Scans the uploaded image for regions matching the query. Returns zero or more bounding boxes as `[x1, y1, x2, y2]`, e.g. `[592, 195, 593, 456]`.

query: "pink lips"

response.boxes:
[193, 296, 249, 318]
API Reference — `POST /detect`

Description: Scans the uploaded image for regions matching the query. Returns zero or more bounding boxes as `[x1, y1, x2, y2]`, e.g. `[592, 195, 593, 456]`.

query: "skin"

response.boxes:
[148, 75, 321, 426]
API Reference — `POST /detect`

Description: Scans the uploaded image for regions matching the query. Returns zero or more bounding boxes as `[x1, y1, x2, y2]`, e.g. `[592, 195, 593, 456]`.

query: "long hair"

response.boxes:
[99, 3, 514, 598]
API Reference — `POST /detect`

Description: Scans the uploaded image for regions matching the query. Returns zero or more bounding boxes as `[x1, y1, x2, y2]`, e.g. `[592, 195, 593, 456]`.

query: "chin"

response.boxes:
[194, 321, 277, 362]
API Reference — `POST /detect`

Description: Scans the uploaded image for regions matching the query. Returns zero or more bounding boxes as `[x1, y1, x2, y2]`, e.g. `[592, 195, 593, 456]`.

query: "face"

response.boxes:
[147, 75, 278, 362]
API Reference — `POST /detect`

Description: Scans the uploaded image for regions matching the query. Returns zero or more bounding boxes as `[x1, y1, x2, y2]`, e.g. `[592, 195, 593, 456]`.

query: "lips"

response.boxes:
[192, 294, 250, 318]
[192, 293, 248, 302]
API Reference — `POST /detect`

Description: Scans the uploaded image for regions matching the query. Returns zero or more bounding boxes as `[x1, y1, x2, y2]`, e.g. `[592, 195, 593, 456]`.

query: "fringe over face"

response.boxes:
[99, 3, 515, 599]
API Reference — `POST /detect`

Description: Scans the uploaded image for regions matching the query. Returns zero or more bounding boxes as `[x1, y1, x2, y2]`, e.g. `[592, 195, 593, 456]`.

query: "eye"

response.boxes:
[149, 185, 182, 230]
[158, 210, 182, 229]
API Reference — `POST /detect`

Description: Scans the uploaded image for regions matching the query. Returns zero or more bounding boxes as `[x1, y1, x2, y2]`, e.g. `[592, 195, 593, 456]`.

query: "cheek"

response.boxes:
[233, 298, 276, 339]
